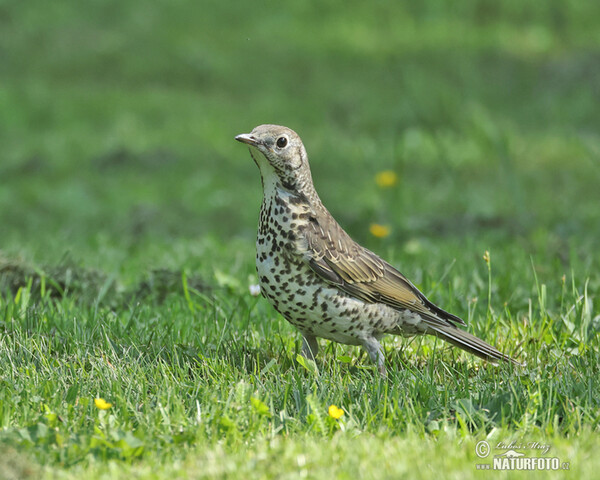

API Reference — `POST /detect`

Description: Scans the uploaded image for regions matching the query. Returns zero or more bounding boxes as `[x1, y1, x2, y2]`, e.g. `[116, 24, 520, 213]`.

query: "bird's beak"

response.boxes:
[235, 133, 261, 147]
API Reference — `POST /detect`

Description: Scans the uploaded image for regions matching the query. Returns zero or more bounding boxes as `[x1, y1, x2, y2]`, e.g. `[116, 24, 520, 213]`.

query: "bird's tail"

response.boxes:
[428, 324, 521, 366]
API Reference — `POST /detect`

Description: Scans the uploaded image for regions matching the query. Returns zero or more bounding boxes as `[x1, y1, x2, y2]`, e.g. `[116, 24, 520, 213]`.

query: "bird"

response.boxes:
[235, 124, 519, 375]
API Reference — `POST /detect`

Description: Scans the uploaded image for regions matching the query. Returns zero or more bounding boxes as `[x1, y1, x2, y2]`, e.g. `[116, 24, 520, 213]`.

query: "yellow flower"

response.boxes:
[94, 398, 112, 410]
[483, 250, 490, 264]
[328, 405, 344, 419]
[375, 170, 398, 188]
[369, 223, 391, 238]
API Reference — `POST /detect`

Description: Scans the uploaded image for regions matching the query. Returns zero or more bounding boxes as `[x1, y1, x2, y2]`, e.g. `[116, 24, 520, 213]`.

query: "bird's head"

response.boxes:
[235, 124, 311, 191]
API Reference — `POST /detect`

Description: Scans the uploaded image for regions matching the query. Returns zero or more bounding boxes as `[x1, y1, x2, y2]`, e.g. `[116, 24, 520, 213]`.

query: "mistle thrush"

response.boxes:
[235, 124, 519, 375]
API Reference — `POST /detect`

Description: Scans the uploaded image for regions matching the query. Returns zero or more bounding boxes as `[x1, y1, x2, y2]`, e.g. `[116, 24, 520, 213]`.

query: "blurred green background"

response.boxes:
[1, 0, 599, 282]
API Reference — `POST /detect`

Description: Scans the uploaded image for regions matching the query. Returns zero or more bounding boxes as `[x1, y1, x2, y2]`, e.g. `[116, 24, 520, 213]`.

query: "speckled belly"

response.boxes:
[256, 245, 424, 345]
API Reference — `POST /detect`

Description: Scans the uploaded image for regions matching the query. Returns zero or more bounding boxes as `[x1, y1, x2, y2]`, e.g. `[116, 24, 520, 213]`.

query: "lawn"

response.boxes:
[1, 1, 599, 478]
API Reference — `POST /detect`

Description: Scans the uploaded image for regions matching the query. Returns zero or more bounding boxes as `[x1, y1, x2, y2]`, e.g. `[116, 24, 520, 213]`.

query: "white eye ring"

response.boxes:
[276, 136, 288, 148]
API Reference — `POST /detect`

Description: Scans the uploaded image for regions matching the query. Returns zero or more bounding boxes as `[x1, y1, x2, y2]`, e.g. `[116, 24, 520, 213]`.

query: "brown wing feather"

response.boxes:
[301, 213, 465, 328]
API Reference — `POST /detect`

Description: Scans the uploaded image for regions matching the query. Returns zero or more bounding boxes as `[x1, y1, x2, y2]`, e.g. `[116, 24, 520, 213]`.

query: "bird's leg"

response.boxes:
[301, 334, 319, 361]
[361, 337, 387, 377]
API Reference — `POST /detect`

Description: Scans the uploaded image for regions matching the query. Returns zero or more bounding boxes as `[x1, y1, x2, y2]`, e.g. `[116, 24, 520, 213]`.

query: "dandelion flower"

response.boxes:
[375, 170, 398, 188]
[369, 223, 391, 238]
[328, 405, 344, 419]
[94, 398, 112, 410]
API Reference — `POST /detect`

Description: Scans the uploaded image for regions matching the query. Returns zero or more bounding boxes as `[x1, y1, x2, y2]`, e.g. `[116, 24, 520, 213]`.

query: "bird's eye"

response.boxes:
[276, 136, 288, 148]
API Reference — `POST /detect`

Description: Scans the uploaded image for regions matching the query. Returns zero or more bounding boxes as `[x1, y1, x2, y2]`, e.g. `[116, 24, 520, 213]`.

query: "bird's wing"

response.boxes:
[299, 213, 465, 328]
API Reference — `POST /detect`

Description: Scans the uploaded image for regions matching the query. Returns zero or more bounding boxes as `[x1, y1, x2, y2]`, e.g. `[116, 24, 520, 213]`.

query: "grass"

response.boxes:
[1, 0, 600, 478]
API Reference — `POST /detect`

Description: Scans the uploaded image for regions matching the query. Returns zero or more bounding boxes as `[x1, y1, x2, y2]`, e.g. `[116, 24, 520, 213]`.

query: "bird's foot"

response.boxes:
[361, 336, 387, 377]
